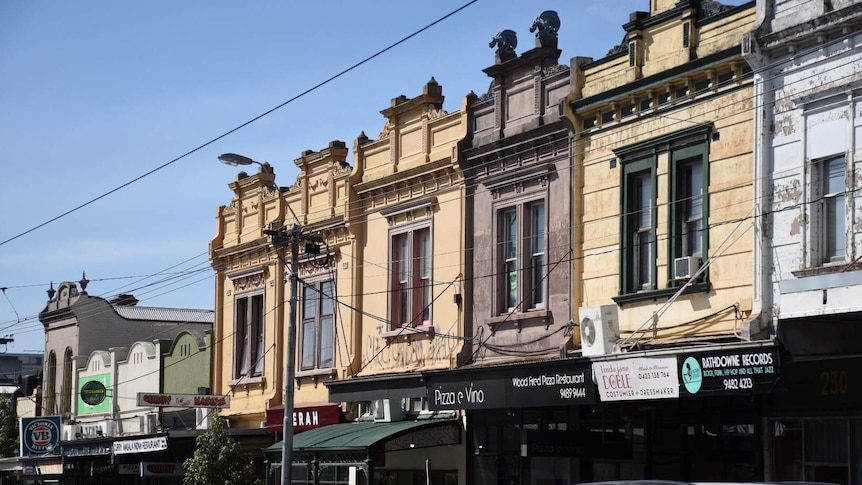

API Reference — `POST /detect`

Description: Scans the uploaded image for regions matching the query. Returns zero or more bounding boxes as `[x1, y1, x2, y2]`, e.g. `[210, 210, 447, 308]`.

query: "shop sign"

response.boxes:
[770, 356, 862, 412]
[78, 373, 111, 414]
[62, 442, 112, 457]
[113, 436, 168, 455]
[593, 357, 679, 402]
[118, 464, 140, 475]
[427, 362, 595, 411]
[137, 392, 230, 408]
[81, 380, 107, 405]
[37, 462, 63, 475]
[141, 462, 185, 477]
[265, 404, 341, 431]
[678, 348, 779, 396]
[20, 416, 61, 456]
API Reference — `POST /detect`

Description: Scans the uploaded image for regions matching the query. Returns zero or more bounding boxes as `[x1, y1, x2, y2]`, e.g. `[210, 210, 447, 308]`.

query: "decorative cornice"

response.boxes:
[354, 158, 454, 194]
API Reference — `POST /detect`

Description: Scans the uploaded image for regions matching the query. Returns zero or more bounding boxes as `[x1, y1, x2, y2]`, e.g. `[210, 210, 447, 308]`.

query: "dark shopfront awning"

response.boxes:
[264, 418, 459, 455]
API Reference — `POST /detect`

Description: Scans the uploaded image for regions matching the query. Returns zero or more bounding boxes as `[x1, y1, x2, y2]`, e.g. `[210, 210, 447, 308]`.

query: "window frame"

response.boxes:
[621, 155, 657, 294]
[299, 278, 336, 372]
[812, 154, 847, 265]
[494, 196, 548, 315]
[669, 141, 709, 284]
[389, 222, 433, 329]
[233, 290, 265, 380]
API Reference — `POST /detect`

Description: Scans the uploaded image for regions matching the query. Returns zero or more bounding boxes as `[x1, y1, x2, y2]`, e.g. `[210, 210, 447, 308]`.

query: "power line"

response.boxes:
[0, 0, 479, 249]
[3, 12, 854, 301]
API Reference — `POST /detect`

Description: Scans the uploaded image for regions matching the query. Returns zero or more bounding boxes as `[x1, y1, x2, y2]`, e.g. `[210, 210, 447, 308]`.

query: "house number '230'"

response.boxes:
[819, 370, 849, 396]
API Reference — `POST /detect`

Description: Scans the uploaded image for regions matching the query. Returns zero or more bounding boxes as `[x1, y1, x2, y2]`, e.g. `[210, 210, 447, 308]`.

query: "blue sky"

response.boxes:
[0, 1, 748, 353]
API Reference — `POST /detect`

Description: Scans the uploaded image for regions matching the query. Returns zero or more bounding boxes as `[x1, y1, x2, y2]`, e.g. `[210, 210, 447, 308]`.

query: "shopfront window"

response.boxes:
[772, 418, 854, 485]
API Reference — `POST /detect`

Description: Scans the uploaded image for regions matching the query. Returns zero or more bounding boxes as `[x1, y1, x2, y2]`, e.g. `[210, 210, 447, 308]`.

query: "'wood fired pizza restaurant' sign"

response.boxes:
[424, 359, 595, 410]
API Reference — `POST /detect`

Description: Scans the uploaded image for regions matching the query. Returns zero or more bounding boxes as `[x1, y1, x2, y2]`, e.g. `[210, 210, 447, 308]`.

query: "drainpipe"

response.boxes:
[742, 12, 772, 340]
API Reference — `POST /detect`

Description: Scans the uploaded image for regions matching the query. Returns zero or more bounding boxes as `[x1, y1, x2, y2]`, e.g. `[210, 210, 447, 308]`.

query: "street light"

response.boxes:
[219, 153, 298, 485]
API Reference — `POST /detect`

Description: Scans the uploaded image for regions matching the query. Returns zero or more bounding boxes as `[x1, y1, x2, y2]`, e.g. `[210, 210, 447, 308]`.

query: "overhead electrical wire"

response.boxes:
[2, 24, 855, 307]
[5, 0, 856, 365]
[0, 0, 479, 249]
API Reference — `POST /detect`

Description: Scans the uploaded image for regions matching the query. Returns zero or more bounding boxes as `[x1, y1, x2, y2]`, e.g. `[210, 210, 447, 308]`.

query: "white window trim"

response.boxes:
[388, 219, 434, 330]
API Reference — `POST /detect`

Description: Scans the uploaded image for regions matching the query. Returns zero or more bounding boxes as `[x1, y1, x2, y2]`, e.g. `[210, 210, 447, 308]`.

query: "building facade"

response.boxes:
[20, 284, 214, 485]
[211, 144, 358, 483]
[422, 16, 585, 485]
[319, 79, 469, 484]
[745, 0, 862, 483]
[39, 279, 212, 419]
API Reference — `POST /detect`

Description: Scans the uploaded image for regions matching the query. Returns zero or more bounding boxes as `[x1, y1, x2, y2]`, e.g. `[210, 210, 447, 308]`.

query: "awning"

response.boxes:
[265, 418, 458, 453]
[325, 373, 425, 403]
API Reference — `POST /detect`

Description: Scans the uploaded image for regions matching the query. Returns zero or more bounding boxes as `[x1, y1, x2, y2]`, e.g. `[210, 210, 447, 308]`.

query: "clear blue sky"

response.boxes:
[0, 1, 748, 353]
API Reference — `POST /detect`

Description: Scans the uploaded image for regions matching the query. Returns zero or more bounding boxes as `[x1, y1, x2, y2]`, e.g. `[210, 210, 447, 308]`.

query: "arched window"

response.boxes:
[45, 352, 56, 415]
[63, 348, 73, 415]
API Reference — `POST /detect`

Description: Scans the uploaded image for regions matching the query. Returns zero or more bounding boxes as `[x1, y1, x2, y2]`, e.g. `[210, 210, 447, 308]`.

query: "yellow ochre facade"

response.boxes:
[350, 78, 470, 376]
[210, 140, 359, 430]
[564, 1, 760, 347]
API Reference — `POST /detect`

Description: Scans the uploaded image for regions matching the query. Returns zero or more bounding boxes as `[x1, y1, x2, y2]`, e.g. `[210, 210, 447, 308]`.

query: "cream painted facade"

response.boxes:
[564, 1, 761, 347]
[210, 141, 358, 430]
[350, 78, 469, 377]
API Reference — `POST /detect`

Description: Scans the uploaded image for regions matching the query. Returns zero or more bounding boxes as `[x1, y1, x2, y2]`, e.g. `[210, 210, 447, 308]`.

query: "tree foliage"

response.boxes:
[183, 413, 260, 485]
[0, 394, 18, 458]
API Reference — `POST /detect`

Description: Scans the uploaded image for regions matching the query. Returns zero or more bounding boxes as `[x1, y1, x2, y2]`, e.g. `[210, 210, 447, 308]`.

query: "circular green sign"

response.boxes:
[681, 357, 703, 394]
[81, 380, 106, 406]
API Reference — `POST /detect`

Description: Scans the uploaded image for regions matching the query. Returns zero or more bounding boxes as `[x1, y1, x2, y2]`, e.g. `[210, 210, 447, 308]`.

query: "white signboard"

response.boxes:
[137, 392, 229, 408]
[593, 356, 679, 401]
[112, 436, 168, 455]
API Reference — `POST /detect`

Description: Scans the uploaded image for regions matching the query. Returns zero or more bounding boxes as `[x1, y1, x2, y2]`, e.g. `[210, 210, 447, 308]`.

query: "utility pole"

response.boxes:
[267, 224, 301, 485]
[266, 224, 322, 485]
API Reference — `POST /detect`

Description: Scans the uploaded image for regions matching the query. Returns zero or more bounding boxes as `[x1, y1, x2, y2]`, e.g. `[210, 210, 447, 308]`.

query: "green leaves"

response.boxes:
[183, 413, 260, 485]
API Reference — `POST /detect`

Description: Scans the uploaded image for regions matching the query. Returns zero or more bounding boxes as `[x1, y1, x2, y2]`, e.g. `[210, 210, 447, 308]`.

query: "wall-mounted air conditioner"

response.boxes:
[139, 413, 157, 434]
[195, 407, 211, 430]
[579, 305, 620, 357]
[62, 424, 79, 441]
[673, 255, 700, 281]
[372, 398, 403, 423]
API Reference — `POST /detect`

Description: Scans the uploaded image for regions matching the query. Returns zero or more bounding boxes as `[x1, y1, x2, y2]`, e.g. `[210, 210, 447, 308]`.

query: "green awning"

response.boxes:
[265, 419, 457, 453]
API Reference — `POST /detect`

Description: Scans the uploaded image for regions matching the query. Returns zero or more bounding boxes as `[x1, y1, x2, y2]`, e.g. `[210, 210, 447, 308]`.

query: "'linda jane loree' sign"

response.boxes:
[592, 356, 679, 402]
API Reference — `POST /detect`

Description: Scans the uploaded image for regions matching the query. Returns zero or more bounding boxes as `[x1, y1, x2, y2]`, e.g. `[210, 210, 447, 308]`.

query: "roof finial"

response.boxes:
[79, 272, 89, 294]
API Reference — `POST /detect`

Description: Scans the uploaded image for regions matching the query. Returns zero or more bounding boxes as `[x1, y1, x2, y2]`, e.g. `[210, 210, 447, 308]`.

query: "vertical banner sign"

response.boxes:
[20, 416, 61, 456]
[593, 357, 679, 401]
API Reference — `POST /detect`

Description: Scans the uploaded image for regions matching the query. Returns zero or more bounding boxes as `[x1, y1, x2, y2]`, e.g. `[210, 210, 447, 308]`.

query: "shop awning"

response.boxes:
[265, 418, 458, 453]
[325, 373, 426, 403]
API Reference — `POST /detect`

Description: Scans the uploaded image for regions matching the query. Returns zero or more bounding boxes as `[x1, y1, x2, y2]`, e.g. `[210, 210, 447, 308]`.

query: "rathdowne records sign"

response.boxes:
[678, 347, 780, 396]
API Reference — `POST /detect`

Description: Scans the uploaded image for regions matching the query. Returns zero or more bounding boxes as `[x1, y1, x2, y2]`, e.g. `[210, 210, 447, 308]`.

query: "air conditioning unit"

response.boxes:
[102, 420, 116, 437]
[579, 305, 620, 357]
[673, 255, 700, 281]
[372, 398, 403, 423]
[62, 424, 79, 441]
[139, 413, 157, 434]
[195, 407, 212, 430]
